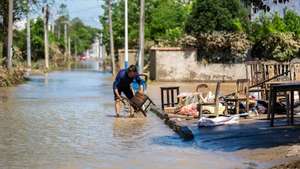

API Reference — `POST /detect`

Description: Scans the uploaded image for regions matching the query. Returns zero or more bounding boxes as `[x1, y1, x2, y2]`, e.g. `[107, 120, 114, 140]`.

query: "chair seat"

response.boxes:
[198, 102, 216, 106]
[225, 97, 248, 102]
[249, 89, 265, 92]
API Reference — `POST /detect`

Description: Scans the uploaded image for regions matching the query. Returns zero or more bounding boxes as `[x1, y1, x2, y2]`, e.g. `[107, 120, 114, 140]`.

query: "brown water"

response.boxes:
[0, 68, 247, 169]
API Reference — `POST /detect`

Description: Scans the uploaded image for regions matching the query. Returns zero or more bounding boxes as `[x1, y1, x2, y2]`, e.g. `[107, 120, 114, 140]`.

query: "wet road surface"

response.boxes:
[0, 69, 247, 169]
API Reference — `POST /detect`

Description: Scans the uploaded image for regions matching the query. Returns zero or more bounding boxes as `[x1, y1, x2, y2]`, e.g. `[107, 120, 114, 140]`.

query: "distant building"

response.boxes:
[87, 37, 106, 60]
[241, 0, 300, 20]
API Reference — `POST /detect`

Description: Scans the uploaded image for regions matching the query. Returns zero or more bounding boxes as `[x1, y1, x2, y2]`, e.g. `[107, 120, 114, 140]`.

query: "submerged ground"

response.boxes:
[0, 62, 298, 169]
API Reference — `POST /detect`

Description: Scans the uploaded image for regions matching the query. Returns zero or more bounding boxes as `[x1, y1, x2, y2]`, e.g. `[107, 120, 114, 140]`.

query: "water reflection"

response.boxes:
[0, 69, 246, 169]
[113, 118, 147, 142]
[44, 73, 48, 85]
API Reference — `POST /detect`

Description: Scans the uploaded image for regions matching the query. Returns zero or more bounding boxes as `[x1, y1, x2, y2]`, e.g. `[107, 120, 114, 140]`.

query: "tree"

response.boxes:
[185, 0, 248, 37]
[99, 0, 190, 52]
[69, 18, 98, 55]
[284, 10, 300, 37]
[149, 0, 189, 43]
[108, 0, 116, 75]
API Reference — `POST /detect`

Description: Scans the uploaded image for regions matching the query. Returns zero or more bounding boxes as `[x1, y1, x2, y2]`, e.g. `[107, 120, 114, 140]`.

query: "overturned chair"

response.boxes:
[128, 92, 156, 117]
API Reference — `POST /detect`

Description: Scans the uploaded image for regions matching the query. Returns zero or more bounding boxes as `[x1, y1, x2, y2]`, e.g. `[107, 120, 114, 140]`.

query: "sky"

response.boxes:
[56, 0, 104, 29]
[15, 0, 104, 30]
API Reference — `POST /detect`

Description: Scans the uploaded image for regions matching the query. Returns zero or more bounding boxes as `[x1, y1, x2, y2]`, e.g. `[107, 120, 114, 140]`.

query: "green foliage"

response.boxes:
[69, 18, 99, 55]
[248, 11, 300, 61]
[252, 32, 300, 61]
[284, 10, 300, 37]
[14, 17, 45, 61]
[14, 16, 98, 62]
[100, 0, 189, 50]
[148, 0, 188, 42]
[185, 0, 248, 37]
[197, 32, 251, 63]
[30, 17, 45, 60]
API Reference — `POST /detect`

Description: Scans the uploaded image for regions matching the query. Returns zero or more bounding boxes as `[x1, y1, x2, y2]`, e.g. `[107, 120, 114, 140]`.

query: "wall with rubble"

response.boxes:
[150, 48, 247, 81]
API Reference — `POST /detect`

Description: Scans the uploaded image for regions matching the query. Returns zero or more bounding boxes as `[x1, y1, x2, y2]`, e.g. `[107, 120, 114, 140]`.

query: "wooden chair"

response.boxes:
[225, 79, 250, 115]
[160, 86, 180, 110]
[197, 81, 221, 118]
[246, 62, 266, 100]
[291, 62, 300, 102]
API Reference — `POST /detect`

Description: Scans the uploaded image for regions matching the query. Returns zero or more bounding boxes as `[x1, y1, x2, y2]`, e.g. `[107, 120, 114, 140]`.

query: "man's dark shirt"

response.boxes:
[113, 69, 141, 90]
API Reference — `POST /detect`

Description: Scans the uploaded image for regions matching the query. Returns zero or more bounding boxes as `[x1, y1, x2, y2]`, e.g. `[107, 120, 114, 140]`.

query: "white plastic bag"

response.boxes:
[198, 115, 240, 127]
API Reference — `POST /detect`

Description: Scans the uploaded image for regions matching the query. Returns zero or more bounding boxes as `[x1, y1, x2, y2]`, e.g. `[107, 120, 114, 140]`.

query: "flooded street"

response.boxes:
[0, 65, 246, 169]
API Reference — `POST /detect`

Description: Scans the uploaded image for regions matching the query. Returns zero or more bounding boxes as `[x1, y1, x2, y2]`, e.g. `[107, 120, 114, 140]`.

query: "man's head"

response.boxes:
[127, 65, 138, 78]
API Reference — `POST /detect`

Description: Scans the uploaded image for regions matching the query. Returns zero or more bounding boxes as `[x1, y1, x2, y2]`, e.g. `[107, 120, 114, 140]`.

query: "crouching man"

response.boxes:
[113, 65, 142, 117]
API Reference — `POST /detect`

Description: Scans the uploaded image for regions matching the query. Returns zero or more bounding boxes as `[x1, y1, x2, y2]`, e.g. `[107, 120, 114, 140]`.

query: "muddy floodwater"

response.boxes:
[0, 64, 249, 169]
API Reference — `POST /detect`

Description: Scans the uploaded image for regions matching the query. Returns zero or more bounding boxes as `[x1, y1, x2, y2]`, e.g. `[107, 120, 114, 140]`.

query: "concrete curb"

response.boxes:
[150, 106, 194, 141]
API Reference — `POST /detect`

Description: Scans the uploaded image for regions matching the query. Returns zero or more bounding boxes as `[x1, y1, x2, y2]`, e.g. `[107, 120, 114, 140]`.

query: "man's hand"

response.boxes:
[138, 85, 144, 94]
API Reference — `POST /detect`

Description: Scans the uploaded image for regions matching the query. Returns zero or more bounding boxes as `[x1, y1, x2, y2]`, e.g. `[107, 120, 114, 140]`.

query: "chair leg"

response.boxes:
[198, 105, 203, 118]
[246, 99, 249, 114]
[291, 91, 295, 125]
[224, 102, 228, 116]
[286, 92, 290, 125]
[197, 104, 203, 119]
[214, 104, 219, 117]
[236, 101, 240, 115]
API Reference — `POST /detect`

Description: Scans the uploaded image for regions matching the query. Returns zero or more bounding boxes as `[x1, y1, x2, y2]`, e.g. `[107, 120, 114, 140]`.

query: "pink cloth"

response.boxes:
[178, 103, 198, 117]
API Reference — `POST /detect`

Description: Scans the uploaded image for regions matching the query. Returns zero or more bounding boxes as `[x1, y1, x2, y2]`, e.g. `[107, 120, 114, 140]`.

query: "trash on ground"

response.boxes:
[198, 115, 240, 127]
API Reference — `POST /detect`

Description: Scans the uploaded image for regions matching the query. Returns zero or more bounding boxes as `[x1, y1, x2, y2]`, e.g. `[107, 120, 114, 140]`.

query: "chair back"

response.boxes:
[292, 63, 300, 81]
[160, 87, 180, 110]
[214, 81, 221, 103]
[195, 84, 209, 96]
[236, 79, 249, 98]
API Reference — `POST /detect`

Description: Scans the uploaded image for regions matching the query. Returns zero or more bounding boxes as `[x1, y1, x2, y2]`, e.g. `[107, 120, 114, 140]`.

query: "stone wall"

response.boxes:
[150, 47, 247, 81]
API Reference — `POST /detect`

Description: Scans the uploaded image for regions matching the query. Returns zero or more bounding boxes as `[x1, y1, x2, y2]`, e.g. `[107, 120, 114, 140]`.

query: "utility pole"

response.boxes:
[74, 40, 77, 58]
[108, 0, 116, 75]
[43, 4, 49, 69]
[138, 0, 145, 74]
[99, 33, 103, 60]
[96, 36, 100, 60]
[124, 0, 129, 69]
[7, 0, 13, 70]
[68, 36, 71, 59]
[26, 0, 32, 70]
[64, 23, 68, 60]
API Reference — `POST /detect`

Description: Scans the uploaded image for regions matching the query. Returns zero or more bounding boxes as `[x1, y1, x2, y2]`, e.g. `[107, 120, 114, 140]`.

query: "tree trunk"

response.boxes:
[64, 23, 68, 61]
[2, 0, 8, 64]
[108, 0, 116, 75]
[43, 4, 49, 69]
[7, 0, 13, 70]
[26, 0, 32, 69]
[138, 0, 145, 74]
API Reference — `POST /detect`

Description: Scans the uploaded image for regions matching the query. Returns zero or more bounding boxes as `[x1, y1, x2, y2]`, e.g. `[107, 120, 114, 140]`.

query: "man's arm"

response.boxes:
[115, 89, 121, 99]
[113, 71, 122, 99]
[135, 75, 144, 93]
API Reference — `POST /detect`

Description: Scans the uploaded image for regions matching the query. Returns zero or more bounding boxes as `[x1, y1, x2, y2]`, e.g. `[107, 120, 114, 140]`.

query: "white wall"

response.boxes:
[150, 48, 247, 81]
